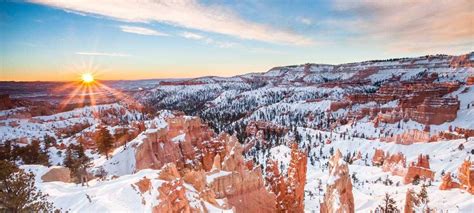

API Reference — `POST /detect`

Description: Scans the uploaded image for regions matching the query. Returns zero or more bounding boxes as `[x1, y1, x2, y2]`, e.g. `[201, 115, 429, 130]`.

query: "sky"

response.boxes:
[1, 0, 473, 81]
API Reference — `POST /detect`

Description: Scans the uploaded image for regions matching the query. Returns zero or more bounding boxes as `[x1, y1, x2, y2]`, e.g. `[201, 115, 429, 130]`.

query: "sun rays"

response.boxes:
[54, 72, 135, 112]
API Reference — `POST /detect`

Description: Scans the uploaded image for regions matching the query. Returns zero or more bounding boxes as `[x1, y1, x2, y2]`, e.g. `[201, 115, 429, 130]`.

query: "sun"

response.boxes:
[81, 73, 95, 84]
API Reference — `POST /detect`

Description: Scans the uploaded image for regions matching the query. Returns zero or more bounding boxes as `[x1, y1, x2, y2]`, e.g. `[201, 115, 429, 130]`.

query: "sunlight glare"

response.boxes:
[81, 73, 94, 84]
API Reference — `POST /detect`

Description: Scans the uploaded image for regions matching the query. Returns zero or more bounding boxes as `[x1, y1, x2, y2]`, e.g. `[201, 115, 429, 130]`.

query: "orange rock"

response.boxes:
[372, 149, 385, 166]
[134, 177, 151, 194]
[321, 150, 355, 213]
[439, 172, 460, 190]
[458, 159, 474, 194]
[153, 179, 192, 213]
[380, 129, 431, 145]
[159, 163, 180, 181]
[265, 143, 307, 212]
[41, 167, 71, 183]
[402, 154, 434, 184]
[414, 154, 430, 169]
[467, 76, 474, 85]
[208, 140, 276, 212]
[403, 165, 434, 184]
[134, 115, 276, 211]
[182, 169, 206, 191]
[382, 152, 407, 177]
[404, 189, 417, 213]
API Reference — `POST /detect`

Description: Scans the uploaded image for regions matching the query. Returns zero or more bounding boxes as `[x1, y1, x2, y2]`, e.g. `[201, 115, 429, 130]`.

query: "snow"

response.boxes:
[206, 171, 232, 184]
[171, 134, 186, 143]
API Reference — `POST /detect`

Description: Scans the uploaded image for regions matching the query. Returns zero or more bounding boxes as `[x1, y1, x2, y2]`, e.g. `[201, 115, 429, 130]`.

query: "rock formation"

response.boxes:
[154, 179, 192, 212]
[382, 152, 407, 176]
[133, 115, 276, 212]
[439, 172, 460, 190]
[372, 151, 434, 184]
[320, 149, 354, 213]
[265, 143, 307, 212]
[372, 149, 385, 166]
[0, 94, 14, 110]
[458, 159, 474, 194]
[404, 189, 417, 213]
[380, 129, 431, 145]
[207, 138, 276, 212]
[134, 116, 215, 171]
[467, 76, 474, 85]
[41, 167, 71, 183]
[403, 154, 434, 184]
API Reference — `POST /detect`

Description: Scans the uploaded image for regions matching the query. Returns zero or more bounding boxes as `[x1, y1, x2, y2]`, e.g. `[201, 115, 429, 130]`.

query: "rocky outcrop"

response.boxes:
[134, 177, 151, 193]
[134, 115, 276, 212]
[409, 97, 460, 125]
[439, 172, 460, 190]
[329, 101, 351, 111]
[380, 129, 431, 145]
[154, 179, 192, 213]
[372, 151, 434, 184]
[467, 76, 474, 85]
[458, 159, 474, 194]
[0, 94, 14, 110]
[404, 189, 417, 213]
[134, 116, 216, 171]
[347, 76, 461, 126]
[321, 150, 354, 213]
[372, 149, 385, 166]
[382, 152, 407, 176]
[207, 139, 276, 212]
[450, 53, 474, 68]
[403, 154, 434, 184]
[41, 167, 71, 183]
[265, 143, 307, 212]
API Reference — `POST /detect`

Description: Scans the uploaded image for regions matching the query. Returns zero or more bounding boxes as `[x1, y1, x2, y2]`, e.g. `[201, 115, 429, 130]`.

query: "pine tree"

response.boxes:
[377, 193, 399, 213]
[418, 184, 430, 212]
[0, 160, 54, 212]
[64, 144, 91, 183]
[13, 140, 49, 166]
[95, 126, 114, 159]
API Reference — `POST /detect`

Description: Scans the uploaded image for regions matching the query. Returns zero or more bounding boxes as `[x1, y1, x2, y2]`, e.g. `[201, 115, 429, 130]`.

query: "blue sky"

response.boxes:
[1, 0, 472, 81]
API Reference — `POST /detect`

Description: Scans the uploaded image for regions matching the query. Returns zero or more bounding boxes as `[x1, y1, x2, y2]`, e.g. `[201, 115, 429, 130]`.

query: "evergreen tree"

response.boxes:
[64, 144, 91, 182]
[13, 140, 50, 166]
[377, 193, 399, 213]
[0, 160, 54, 212]
[418, 184, 430, 212]
[95, 126, 114, 159]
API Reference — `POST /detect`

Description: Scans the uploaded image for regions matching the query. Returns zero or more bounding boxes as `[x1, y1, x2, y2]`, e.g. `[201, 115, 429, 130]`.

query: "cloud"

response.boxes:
[119, 25, 169, 36]
[180, 31, 204, 40]
[75, 52, 130, 57]
[180, 31, 237, 48]
[330, 0, 473, 53]
[29, 0, 313, 45]
[298, 17, 312, 25]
